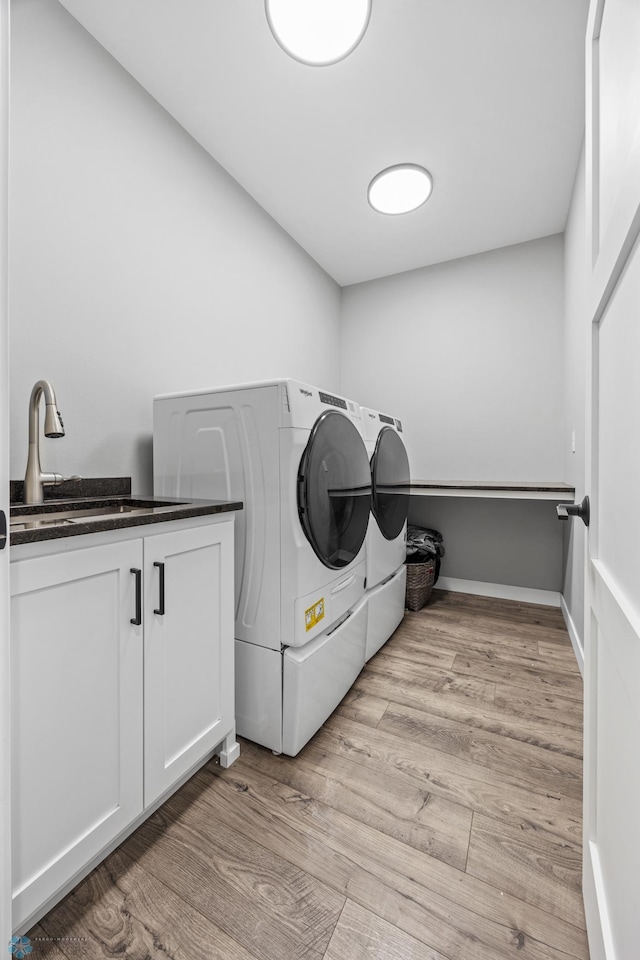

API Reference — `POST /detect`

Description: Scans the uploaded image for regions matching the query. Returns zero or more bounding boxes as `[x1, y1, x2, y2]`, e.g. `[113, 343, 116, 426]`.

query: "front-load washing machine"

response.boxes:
[361, 406, 411, 661]
[153, 379, 371, 756]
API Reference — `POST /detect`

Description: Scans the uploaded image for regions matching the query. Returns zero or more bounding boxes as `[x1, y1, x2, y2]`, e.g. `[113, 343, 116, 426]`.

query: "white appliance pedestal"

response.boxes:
[365, 565, 407, 662]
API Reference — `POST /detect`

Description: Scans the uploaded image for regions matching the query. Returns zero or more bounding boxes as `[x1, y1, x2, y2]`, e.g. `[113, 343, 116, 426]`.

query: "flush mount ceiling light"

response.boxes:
[368, 164, 433, 215]
[265, 0, 371, 66]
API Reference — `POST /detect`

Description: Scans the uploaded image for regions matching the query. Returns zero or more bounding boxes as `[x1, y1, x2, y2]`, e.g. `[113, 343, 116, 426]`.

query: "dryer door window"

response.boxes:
[298, 410, 371, 569]
[371, 426, 410, 540]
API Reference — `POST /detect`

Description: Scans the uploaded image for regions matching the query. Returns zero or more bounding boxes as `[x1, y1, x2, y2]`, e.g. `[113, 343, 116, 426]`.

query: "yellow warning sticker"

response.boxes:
[305, 598, 325, 632]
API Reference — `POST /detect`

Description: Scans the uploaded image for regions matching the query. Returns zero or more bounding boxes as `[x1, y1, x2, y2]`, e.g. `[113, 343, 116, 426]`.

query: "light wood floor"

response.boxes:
[28, 589, 590, 960]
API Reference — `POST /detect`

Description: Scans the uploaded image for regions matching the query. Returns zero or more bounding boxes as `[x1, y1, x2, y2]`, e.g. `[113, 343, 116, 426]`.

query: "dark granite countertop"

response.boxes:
[10, 478, 242, 546]
[408, 480, 576, 501]
[410, 480, 575, 492]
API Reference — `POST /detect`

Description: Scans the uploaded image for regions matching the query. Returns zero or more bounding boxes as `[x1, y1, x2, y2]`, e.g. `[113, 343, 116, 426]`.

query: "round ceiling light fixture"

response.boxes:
[368, 164, 433, 215]
[265, 0, 371, 66]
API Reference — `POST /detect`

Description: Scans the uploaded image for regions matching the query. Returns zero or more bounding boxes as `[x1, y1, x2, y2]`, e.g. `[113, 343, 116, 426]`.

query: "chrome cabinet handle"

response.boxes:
[0, 510, 6, 550]
[154, 561, 165, 616]
[130, 567, 142, 625]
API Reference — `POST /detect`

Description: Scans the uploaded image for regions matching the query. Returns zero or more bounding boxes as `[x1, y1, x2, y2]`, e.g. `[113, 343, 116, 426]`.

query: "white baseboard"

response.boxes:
[436, 576, 561, 608]
[560, 594, 584, 677]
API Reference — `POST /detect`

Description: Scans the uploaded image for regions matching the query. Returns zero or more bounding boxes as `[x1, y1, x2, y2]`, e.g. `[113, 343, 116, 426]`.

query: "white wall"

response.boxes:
[561, 145, 588, 651]
[0, 0, 11, 947]
[341, 236, 566, 595]
[341, 235, 565, 482]
[408, 496, 563, 593]
[9, 0, 340, 495]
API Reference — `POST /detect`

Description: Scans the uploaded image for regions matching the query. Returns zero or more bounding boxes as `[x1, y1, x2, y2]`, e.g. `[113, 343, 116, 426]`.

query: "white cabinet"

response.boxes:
[11, 538, 144, 931]
[143, 522, 237, 806]
[10, 516, 238, 932]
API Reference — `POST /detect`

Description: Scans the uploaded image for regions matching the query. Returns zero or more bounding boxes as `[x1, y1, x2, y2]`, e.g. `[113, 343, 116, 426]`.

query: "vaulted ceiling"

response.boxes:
[57, 0, 589, 285]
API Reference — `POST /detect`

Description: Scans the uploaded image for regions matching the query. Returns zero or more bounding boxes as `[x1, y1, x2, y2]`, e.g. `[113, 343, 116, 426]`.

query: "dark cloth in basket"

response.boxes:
[406, 525, 444, 583]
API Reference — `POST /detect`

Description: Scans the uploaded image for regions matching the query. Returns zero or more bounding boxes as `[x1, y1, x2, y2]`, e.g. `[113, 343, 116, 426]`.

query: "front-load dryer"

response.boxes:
[361, 406, 411, 661]
[153, 379, 371, 755]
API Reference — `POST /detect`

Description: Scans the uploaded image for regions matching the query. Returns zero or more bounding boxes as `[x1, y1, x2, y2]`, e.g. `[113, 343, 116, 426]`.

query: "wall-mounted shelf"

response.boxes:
[410, 481, 576, 501]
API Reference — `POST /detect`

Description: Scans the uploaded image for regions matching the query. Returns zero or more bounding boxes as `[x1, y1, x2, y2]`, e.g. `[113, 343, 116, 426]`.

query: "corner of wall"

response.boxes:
[560, 139, 587, 658]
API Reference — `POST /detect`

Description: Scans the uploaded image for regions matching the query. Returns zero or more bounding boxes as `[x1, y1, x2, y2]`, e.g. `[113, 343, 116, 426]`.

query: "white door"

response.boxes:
[0, 0, 11, 947]
[583, 1, 640, 957]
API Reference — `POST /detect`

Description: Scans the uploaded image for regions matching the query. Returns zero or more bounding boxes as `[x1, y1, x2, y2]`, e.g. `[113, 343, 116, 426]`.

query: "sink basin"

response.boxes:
[10, 516, 77, 531]
[10, 498, 186, 530]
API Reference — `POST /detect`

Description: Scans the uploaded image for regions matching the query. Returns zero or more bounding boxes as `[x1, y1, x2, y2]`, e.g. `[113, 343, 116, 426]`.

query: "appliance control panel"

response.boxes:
[319, 391, 347, 410]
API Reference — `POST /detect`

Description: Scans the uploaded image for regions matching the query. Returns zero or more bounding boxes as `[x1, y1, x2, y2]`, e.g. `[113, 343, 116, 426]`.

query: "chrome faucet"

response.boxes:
[24, 380, 76, 504]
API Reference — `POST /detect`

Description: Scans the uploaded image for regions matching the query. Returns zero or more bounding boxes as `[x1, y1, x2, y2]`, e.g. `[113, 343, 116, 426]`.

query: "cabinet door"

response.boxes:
[11, 539, 144, 930]
[143, 520, 234, 806]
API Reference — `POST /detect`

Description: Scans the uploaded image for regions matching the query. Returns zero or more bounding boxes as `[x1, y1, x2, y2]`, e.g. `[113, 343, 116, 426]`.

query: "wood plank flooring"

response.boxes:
[28, 589, 590, 960]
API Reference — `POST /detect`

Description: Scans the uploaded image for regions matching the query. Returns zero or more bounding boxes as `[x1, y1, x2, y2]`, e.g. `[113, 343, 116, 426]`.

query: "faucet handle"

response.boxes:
[41, 473, 63, 487]
[41, 473, 83, 487]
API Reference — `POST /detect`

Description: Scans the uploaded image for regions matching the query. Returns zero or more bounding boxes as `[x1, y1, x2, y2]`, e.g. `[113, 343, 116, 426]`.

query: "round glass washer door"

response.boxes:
[298, 410, 371, 569]
[371, 426, 410, 540]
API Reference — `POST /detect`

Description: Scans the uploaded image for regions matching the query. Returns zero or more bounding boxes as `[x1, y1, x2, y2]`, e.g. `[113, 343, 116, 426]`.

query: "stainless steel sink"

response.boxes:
[10, 516, 77, 531]
[10, 498, 185, 530]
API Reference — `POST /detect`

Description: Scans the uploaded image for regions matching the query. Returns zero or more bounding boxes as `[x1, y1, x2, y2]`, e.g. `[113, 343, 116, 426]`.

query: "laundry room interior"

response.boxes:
[9, 0, 587, 645]
[3, 0, 638, 958]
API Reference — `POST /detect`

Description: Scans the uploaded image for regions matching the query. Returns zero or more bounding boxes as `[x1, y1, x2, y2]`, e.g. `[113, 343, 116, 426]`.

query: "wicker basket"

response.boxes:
[404, 557, 436, 611]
